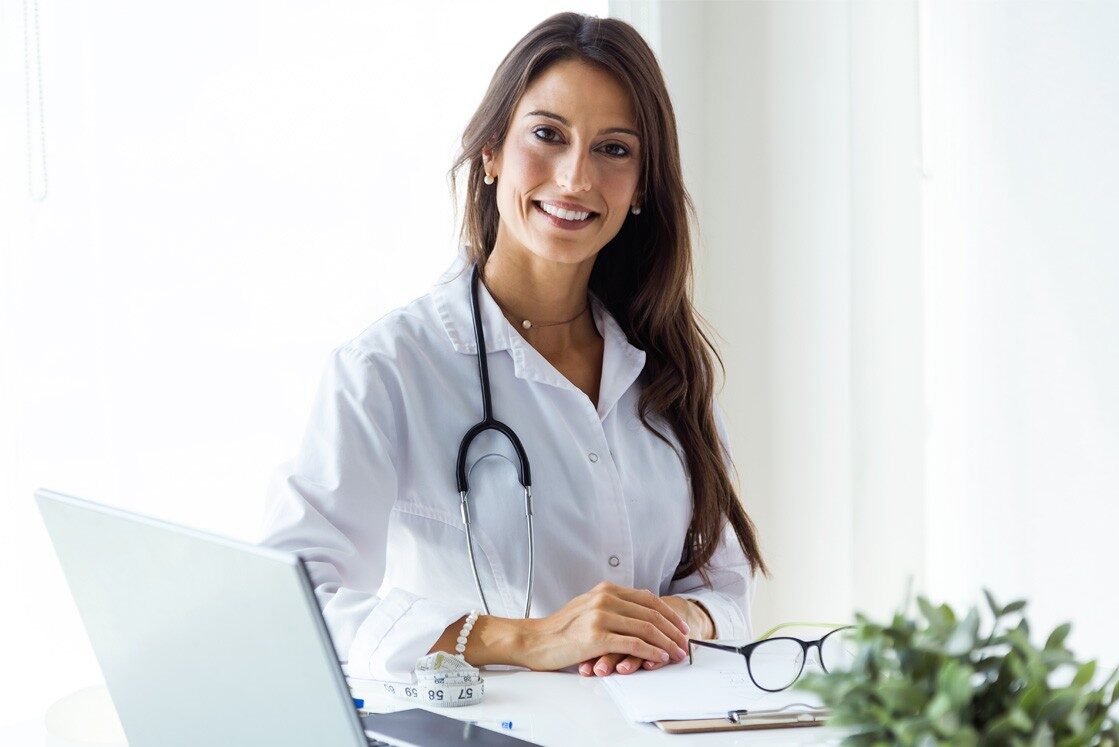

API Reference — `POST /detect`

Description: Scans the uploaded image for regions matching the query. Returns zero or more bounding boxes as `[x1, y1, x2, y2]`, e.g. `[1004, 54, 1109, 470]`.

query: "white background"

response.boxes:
[1, 0, 606, 726]
[4, 0, 1118, 731]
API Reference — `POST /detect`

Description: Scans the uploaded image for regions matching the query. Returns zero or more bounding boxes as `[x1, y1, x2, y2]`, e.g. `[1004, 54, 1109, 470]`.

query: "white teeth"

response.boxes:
[539, 202, 591, 221]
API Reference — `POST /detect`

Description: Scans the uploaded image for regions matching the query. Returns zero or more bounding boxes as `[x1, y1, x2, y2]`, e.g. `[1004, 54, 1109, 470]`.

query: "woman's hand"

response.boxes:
[520, 581, 691, 672]
[578, 595, 713, 677]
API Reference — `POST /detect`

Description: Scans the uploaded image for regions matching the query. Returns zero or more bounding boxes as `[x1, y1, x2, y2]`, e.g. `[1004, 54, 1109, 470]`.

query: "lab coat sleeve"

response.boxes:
[259, 344, 469, 680]
[666, 401, 756, 641]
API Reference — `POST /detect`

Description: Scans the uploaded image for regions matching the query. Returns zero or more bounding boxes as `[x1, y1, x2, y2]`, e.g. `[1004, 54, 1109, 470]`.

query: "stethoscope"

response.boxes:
[457, 264, 535, 618]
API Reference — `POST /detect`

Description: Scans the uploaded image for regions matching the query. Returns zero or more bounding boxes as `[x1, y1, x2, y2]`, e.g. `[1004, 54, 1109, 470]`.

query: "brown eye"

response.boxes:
[532, 126, 560, 142]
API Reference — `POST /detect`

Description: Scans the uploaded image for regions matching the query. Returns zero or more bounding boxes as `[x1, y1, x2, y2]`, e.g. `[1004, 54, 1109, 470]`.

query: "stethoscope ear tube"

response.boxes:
[457, 264, 536, 618]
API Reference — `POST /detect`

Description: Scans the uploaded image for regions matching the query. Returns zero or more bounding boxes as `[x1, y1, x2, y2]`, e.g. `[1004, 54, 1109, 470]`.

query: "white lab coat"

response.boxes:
[259, 256, 755, 681]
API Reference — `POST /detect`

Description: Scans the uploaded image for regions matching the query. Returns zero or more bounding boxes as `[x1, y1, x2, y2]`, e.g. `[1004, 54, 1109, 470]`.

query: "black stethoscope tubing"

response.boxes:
[456, 263, 535, 618]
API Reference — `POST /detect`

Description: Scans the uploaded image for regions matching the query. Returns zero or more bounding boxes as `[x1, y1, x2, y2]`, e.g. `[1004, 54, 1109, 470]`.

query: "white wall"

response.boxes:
[634, 0, 1118, 673]
[0, 0, 606, 727]
[921, 0, 1119, 667]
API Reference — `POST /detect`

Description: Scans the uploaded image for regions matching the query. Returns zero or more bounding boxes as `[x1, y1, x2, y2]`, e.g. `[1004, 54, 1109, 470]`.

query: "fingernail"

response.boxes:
[644, 660, 655, 669]
[618, 663, 631, 673]
[676, 646, 687, 660]
[683, 622, 690, 634]
[595, 665, 607, 675]
[660, 651, 670, 663]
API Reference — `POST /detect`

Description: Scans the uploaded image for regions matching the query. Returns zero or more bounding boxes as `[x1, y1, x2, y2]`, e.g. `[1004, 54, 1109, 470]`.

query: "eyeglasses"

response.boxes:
[688, 623, 857, 692]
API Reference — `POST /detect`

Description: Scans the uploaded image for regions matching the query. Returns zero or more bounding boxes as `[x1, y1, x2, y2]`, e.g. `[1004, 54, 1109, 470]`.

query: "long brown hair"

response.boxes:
[446, 12, 768, 586]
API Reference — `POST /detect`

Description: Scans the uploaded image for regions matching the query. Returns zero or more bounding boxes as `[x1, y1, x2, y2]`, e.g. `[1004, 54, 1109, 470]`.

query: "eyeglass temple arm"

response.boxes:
[688, 639, 743, 654]
[686, 638, 744, 665]
[756, 621, 849, 641]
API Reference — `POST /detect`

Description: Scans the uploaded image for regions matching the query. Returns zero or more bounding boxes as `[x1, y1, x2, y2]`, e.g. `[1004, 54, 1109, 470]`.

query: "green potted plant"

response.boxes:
[799, 588, 1119, 745]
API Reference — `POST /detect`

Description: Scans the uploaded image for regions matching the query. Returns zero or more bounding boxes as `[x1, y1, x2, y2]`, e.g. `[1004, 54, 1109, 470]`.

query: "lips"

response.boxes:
[533, 201, 599, 219]
[532, 201, 598, 229]
[537, 199, 598, 214]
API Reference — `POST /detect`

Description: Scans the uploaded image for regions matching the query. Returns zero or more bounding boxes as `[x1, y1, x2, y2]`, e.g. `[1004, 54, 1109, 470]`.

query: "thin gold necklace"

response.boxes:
[483, 281, 590, 330]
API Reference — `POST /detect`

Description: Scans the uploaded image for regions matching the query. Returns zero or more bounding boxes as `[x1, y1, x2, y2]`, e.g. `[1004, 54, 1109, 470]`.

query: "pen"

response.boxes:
[465, 715, 512, 729]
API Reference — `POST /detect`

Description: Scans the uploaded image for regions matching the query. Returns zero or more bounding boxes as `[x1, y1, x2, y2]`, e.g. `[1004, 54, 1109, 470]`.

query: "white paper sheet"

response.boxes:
[600, 643, 825, 722]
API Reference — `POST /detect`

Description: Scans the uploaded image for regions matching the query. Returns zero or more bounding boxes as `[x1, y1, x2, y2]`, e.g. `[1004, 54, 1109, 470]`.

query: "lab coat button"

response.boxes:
[608, 555, 620, 567]
[588, 452, 599, 463]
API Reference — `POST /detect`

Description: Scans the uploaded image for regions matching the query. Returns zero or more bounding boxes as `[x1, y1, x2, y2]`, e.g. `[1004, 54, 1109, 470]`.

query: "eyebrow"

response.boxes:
[524, 110, 640, 140]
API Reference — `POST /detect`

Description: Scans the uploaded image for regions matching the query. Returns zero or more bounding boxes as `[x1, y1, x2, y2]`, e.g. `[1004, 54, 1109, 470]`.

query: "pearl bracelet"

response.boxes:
[455, 610, 480, 660]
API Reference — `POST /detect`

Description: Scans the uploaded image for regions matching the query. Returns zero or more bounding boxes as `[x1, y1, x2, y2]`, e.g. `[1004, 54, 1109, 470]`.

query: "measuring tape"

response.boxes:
[363, 652, 485, 709]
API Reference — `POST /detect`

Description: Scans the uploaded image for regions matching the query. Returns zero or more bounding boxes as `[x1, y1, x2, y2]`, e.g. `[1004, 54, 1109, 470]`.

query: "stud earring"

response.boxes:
[630, 204, 641, 215]
[484, 173, 495, 185]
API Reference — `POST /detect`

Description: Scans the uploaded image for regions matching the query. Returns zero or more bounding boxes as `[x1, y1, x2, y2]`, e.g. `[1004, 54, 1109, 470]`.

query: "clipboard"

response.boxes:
[654, 705, 829, 734]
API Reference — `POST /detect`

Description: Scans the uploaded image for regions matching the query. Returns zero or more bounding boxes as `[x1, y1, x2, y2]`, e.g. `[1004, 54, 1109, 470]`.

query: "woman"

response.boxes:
[260, 12, 767, 682]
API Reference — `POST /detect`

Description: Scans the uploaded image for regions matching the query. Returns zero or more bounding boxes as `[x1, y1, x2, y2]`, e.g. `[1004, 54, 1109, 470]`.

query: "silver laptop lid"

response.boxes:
[35, 488, 368, 747]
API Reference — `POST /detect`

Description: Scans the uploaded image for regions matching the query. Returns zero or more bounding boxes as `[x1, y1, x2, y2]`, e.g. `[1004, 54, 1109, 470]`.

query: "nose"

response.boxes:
[557, 148, 592, 193]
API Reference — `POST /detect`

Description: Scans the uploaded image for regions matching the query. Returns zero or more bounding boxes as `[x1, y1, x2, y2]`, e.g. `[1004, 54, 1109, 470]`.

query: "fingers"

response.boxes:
[603, 598, 690, 660]
[593, 582, 689, 640]
[614, 655, 644, 674]
[586, 581, 689, 657]
[602, 623, 684, 665]
[592, 652, 625, 676]
[596, 629, 669, 665]
[564, 582, 691, 672]
[582, 653, 671, 676]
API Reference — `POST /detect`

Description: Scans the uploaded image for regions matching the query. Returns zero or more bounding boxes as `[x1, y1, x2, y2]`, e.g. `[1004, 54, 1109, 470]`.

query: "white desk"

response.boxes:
[1, 672, 846, 746]
[354, 670, 846, 745]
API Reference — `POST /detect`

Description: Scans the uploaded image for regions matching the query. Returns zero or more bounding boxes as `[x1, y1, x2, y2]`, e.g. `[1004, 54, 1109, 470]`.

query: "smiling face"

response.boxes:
[483, 58, 643, 268]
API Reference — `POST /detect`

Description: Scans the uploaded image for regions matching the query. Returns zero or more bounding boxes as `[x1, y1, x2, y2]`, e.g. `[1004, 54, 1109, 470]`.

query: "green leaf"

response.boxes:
[917, 596, 940, 626]
[984, 588, 1002, 617]
[1019, 681, 1045, 714]
[1072, 660, 1097, 689]
[946, 608, 980, 656]
[1003, 600, 1027, 615]
[937, 660, 974, 708]
[988, 709, 1031, 739]
[925, 691, 951, 723]
[1045, 623, 1072, 652]
[1038, 691, 1078, 723]
[1065, 703, 1089, 738]
[878, 678, 926, 714]
[1009, 708, 1034, 731]
[1029, 722, 1054, 747]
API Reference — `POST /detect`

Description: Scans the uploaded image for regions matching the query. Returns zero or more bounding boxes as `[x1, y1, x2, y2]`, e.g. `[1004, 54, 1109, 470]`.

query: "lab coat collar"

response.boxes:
[431, 255, 648, 420]
[431, 256, 513, 356]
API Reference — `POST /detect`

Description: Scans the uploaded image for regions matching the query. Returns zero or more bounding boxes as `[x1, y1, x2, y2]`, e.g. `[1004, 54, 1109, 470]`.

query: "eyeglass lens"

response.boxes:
[819, 627, 857, 673]
[748, 628, 857, 691]
[748, 638, 804, 690]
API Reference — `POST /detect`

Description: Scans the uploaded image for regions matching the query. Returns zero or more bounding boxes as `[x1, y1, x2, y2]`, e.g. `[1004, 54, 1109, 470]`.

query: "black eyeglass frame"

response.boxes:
[688, 625, 856, 693]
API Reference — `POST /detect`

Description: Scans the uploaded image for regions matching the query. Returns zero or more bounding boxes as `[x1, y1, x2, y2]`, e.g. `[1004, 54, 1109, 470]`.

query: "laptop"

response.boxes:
[35, 488, 537, 747]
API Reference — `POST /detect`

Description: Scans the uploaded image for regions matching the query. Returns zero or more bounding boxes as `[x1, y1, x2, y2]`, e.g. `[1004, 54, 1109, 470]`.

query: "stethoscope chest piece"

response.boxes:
[456, 264, 535, 618]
